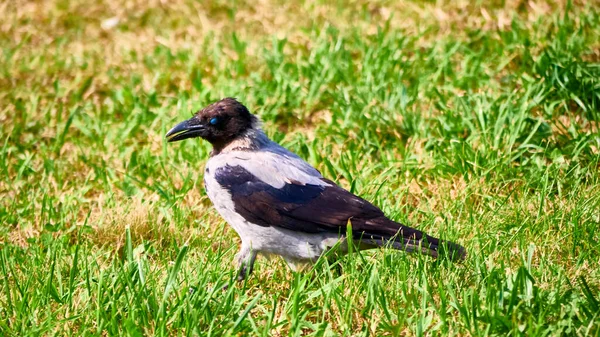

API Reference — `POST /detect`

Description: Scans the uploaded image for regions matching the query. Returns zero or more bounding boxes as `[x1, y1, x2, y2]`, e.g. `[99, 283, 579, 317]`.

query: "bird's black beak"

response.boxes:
[166, 118, 206, 142]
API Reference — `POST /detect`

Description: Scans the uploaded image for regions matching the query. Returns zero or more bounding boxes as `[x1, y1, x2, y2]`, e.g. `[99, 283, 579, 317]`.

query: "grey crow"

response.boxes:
[166, 98, 465, 281]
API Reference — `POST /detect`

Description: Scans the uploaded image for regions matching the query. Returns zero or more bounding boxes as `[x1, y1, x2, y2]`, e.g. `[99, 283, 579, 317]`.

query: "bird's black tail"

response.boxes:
[361, 218, 466, 261]
[396, 233, 466, 261]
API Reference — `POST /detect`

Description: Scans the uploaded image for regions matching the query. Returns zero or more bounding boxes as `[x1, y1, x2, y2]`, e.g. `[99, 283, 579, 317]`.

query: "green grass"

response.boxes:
[1, 0, 600, 335]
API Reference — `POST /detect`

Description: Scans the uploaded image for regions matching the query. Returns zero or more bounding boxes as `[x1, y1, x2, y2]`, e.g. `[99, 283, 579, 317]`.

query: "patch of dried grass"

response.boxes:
[3, 225, 39, 248]
[89, 196, 175, 250]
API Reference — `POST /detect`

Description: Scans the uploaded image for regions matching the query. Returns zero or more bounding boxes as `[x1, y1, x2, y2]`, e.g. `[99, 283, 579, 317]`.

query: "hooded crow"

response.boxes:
[166, 98, 466, 281]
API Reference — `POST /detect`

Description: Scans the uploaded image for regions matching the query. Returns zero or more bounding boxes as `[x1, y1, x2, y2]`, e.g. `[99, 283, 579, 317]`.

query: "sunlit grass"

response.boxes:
[1, 0, 599, 335]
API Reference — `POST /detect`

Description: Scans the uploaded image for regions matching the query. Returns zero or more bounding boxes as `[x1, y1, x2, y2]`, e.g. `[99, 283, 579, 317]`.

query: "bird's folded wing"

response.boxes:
[215, 164, 399, 236]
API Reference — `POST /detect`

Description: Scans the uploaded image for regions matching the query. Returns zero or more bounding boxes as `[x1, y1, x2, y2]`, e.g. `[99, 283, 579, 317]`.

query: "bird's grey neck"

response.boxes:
[211, 128, 271, 156]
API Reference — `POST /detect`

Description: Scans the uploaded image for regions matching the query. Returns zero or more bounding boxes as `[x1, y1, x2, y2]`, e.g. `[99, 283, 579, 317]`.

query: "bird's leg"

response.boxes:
[235, 244, 257, 282]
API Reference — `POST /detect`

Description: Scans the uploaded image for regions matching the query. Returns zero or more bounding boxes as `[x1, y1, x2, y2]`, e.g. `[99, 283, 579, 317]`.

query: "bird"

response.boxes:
[166, 98, 466, 281]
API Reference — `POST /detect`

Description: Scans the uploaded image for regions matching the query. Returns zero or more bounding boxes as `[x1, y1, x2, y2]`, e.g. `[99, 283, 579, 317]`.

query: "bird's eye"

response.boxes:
[209, 117, 219, 125]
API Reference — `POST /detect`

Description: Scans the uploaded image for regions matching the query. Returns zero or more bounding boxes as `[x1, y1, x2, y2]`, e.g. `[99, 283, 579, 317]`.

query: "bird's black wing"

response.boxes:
[214, 164, 467, 260]
[214, 164, 412, 239]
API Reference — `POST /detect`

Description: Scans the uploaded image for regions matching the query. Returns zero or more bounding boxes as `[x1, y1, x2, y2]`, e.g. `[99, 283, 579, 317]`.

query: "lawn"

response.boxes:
[1, 0, 599, 335]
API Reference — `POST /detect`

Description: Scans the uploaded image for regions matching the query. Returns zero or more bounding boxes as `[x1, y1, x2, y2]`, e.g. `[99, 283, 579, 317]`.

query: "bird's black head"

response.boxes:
[166, 98, 257, 150]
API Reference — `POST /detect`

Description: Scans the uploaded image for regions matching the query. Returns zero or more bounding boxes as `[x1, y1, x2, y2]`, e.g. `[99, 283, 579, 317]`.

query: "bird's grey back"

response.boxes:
[207, 133, 327, 189]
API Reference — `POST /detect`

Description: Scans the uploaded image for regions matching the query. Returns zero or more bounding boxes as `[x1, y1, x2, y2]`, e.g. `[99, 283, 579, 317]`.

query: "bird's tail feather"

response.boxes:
[360, 219, 466, 261]
[366, 235, 466, 261]
[397, 235, 465, 261]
